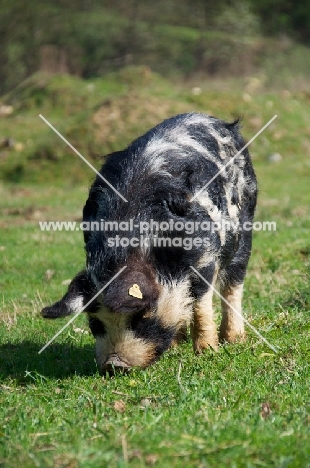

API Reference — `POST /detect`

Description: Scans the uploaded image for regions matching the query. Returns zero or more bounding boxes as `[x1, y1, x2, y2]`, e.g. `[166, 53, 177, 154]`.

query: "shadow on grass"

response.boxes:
[0, 341, 97, 384]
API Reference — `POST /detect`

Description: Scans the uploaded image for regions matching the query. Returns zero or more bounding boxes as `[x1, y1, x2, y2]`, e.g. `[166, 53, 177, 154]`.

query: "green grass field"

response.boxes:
[0, 70, 309, 467]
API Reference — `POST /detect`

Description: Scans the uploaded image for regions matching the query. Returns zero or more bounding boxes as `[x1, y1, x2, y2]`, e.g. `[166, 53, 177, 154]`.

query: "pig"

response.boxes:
[41, 113, 257, 373]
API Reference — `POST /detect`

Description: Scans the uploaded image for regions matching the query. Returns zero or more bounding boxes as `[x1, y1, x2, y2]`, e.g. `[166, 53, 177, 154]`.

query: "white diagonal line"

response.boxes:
[39, 114, 128, 202]
[190, 266, 278, 353]
[190, 115, 277, 202]
[38, 266, 127, 354]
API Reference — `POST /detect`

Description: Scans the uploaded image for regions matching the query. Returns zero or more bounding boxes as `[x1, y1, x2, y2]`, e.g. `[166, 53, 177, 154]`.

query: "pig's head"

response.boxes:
[41, 255, 192, 374]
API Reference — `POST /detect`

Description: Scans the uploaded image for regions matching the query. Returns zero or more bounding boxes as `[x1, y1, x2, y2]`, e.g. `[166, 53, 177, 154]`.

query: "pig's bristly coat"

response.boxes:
[42, 113, 257, 373]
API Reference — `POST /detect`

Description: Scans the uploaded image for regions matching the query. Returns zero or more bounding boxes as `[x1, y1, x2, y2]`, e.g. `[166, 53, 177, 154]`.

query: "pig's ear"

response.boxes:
[41, 271, 94, 319]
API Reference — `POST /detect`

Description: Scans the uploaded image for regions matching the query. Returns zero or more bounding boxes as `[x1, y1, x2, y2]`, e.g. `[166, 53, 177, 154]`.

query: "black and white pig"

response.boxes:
[41, 113, 257, 373]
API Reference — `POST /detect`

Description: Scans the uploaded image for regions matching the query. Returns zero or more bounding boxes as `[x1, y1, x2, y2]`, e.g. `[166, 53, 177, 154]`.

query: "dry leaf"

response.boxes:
[258, 352, 275, 359]
[73, 327, 89, 334]
[129, 449, 142, 460]
[45, 269, 55, 281]
[261, 402, 272, 419]
[62, 279, 72, 285]
[114, 400, 126, 413]
[140, 398, 151, 408]
[145, 454, 158, 465]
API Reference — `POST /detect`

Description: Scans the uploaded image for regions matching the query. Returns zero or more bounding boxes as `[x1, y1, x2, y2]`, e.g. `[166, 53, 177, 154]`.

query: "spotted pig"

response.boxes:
[41, 113, 257, 373]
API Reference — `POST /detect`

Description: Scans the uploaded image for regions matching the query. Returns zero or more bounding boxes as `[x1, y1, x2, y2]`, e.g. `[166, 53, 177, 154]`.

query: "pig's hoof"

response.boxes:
[193, 336, 219, 354]
[219, 330, 246, 344]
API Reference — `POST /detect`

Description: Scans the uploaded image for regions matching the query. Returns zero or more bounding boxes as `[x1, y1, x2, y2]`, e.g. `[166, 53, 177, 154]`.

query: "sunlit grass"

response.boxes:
[0, 71, 309, 467]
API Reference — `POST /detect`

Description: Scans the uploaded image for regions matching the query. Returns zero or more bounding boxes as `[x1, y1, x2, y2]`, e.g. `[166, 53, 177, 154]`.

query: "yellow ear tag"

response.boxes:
[128, 284, 143, 299]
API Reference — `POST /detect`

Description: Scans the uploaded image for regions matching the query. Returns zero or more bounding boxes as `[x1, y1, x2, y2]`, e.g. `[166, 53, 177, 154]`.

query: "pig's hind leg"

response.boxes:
[219, 228, 253, 343]
[219, 282, 245, 343]
[190, 264, 219, 353]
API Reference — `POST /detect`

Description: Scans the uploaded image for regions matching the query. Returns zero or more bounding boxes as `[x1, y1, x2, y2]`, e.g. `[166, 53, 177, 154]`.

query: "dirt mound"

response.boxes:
[93, 92, 189, 149]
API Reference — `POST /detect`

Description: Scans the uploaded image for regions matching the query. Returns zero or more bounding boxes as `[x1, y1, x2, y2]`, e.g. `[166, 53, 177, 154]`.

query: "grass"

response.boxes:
[0, 69, 310, 467]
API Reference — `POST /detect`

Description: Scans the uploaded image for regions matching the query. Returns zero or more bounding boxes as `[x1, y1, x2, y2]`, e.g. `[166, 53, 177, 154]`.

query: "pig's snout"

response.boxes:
[100, 353, 131, 375]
